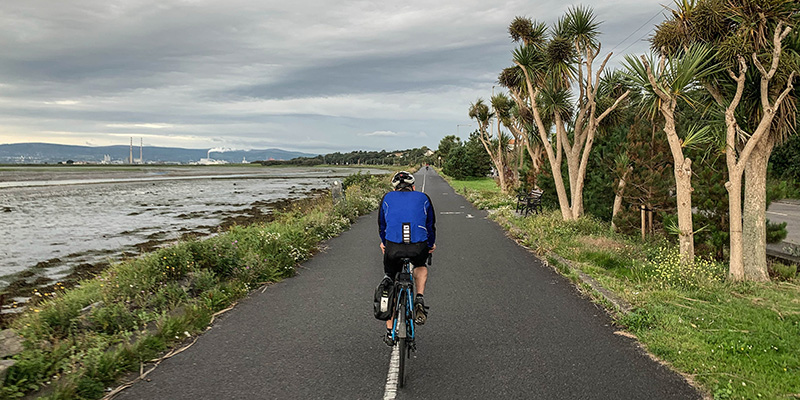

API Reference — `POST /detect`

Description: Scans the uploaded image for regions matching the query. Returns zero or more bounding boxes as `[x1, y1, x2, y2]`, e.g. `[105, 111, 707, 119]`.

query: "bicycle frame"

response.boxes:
[390, 258, 416, 388]
[391, 258, 415, 343]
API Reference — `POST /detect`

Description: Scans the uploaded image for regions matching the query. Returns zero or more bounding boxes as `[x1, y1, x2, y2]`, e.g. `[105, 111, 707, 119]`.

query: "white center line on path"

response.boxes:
[383, 345, 400, 400]
[422, 170, 427, 193]
[440, 212, 464, 215]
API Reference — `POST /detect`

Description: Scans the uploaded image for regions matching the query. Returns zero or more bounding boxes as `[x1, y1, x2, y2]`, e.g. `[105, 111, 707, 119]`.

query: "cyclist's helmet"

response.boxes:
[391, 171, 415, 189]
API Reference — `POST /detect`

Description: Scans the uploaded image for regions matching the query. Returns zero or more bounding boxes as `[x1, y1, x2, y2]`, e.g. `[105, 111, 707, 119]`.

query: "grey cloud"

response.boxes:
[0, 0, 668, 153]
[221, 41, 511, 101]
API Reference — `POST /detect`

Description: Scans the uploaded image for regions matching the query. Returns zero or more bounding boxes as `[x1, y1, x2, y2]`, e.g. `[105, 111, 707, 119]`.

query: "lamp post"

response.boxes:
[457, 124, 470, 137]
[491, 85, 496, 138]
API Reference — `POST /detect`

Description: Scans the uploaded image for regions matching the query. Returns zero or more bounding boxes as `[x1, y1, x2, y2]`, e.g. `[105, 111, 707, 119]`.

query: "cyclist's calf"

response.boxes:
[413, 266, 428, 296]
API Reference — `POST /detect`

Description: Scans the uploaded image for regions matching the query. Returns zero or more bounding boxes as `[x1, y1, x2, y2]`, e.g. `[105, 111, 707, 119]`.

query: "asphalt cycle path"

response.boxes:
[118, 168, 701, 400]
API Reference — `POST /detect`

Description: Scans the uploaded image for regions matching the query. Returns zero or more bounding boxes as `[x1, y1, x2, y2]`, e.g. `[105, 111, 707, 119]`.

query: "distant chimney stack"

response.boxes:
[129, 137, 133, 164]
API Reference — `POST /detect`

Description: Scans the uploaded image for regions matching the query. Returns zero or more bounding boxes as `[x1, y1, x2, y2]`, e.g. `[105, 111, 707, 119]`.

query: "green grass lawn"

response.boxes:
[447, 176, 502, 192]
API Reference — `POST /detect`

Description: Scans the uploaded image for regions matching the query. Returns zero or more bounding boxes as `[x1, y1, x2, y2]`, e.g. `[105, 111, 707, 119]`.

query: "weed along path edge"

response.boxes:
[117, 169, 701, 400]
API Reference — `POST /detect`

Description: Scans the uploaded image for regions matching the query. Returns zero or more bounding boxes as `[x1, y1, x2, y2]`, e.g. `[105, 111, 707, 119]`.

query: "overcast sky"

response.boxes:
[0, 0, 667, 154]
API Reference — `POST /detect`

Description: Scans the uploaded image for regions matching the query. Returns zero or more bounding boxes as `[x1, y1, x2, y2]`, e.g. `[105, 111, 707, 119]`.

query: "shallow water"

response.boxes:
[0, 166, 386, 288]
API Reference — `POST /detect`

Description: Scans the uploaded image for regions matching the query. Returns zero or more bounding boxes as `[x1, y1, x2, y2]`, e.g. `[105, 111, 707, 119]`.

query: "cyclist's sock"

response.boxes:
[383, 328, 394, 347]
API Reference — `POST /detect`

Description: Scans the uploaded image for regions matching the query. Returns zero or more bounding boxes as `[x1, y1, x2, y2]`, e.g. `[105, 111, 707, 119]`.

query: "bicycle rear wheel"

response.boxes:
[398, 337, 407, 388]
[397, 299, 409, 388]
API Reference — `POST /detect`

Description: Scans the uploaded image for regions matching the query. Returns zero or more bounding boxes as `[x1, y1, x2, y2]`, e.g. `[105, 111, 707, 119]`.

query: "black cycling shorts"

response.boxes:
[383, 241, 430, 276]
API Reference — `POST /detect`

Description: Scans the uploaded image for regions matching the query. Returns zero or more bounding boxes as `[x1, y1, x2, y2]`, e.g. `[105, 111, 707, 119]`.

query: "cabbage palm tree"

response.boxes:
[469, 99, 510, 192]
[508, 7, 630, 220]
[652, 0, 799, 280]
[498, 67, 546, 188]
[624, 44, 718, 264]
[492, 93, 523, 187]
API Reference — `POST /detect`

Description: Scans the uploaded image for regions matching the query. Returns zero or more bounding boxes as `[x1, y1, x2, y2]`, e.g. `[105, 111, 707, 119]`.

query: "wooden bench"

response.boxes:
[515, 189, 543, 216]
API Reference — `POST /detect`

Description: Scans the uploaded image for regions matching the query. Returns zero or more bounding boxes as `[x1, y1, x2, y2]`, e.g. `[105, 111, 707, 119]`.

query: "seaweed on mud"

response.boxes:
[145, 232, 167, 240]
[134, 238, 170, 253]
[33, 258, 62, 269]
[179, 231, 209, 241]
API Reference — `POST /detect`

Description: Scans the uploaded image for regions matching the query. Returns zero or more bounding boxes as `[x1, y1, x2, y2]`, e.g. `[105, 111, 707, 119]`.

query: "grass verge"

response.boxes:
[444, 175, 800, 400]
[1, 172, 390, 399]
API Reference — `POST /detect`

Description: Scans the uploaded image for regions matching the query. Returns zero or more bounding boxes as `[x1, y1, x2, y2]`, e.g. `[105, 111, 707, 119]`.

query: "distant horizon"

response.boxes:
[0, 141, 318, 153]
[0, 142, 319, 164]
[0, 141, 419, 155]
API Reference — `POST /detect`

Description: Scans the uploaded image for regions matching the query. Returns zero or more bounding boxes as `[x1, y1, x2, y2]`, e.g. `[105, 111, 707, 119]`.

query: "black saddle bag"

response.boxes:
[373, 277, 396, 321]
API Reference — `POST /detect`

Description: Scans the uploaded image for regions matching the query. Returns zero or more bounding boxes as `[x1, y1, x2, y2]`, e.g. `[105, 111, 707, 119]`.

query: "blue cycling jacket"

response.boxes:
[378, 190, 436, 247]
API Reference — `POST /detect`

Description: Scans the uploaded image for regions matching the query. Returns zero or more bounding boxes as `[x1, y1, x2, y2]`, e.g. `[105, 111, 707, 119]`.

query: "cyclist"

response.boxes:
[378, 171, 436, 346]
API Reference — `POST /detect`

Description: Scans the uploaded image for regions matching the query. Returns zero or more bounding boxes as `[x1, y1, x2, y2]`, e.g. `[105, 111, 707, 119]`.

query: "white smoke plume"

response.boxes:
[207, 147, 235, 158]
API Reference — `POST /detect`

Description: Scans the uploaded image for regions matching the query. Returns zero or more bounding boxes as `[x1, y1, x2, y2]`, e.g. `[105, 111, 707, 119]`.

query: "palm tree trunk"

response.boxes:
[541, 114, 571, 219]
[675, 157, 695, 264]
[541, 128, 571, 220]
[550, 156, 572, 220]
[574, 123, 599, 219]
[612, 166, 632, 231]
[556, 118, 580, 220]
[523, 139, 542, 187]
[515, 142, 524, 185]
[496, 120, 508, 193]
[742, 137, 773, 281]
[661, 101, 695, 264]
[727, 174, 745, 280]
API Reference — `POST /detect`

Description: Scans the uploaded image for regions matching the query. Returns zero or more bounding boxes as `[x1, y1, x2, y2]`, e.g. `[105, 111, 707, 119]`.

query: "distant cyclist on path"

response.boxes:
[378, 171, 436, 346]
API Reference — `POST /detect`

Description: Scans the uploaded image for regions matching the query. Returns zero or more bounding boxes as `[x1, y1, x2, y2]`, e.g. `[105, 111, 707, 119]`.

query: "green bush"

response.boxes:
[36, 301, 81, 339]
[155, 246, 194, 280]
[768, 262, 797, 281]
[766, 220, 788, 243]
[766, 178, 800, 200]
[88, 302, 138, 334]
[342, 171, 378, 190]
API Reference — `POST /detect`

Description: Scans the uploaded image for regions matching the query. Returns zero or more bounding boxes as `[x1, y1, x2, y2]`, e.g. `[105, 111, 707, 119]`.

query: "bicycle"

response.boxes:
[389, 255, 430, 387]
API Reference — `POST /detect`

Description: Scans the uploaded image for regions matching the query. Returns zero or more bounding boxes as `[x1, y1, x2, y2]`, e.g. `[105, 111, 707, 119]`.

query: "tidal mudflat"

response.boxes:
[0, 165, 386, 310]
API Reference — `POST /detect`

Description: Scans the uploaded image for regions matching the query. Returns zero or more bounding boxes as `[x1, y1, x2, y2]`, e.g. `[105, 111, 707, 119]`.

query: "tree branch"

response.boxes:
[728, 57, 748, 115]
[768, 23, 791, 79]
[772, 71, 796, 114]
[724, 57, 748, 175]
[597, 90, 631, 124]
[703, 82, 726, 107]
[593, 51, 613, 100]
[754, 23, 792, 110]
[641, 55, 667, 99]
